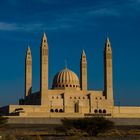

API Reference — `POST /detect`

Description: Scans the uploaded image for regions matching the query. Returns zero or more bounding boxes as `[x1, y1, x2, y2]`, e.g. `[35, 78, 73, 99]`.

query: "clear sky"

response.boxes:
[0, 0, 140, 106]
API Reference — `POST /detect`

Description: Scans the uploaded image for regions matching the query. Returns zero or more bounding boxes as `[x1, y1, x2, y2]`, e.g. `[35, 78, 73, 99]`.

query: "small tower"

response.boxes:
[25, 46, 32, 98]
[40, 32, 49, 106]
[80, 50, 87, 91]
[104, 37, 113, 105]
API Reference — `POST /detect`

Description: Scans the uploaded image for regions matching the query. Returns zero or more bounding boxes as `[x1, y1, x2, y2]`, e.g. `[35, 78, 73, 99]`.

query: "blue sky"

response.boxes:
[0, 0, 140, 106]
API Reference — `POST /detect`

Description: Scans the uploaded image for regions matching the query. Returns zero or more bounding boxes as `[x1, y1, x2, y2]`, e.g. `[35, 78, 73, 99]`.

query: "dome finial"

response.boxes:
[65, 59, 67, 69]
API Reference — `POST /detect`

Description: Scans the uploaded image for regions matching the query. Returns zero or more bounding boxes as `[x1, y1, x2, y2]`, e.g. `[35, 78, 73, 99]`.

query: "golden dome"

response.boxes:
[52, 68, 80, 90]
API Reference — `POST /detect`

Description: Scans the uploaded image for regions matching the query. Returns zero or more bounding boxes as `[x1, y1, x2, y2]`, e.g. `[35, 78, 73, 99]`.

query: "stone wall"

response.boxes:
[112, 106, 140, 118]
[7, 117, 140, 126]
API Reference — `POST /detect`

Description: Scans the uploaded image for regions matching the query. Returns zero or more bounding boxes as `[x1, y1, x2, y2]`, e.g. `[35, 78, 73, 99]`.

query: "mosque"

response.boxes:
[1, 33, 140, 118]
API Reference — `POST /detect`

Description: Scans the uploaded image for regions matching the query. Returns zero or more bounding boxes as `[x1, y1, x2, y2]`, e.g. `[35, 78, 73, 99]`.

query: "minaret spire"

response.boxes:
[82, 49, 86, 56]
[25, 46, 32, 98]
[104, 37, 113, 105]
[42, 32, 47, 43]
[40, 32, 49, 106]
[105, 37, 111, 51]
[80, 49, 87, 91]
[106, 37, 110, 43]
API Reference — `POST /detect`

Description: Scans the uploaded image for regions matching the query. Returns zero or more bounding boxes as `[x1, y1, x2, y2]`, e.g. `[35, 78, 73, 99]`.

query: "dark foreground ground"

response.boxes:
[1, 118, 140, 139]
[0, 124, 140, 140]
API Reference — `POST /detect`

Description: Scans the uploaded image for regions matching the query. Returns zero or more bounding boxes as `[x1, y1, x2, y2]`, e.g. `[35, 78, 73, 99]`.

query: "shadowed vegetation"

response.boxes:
[0, 116, 8, 128]
[61, 117, 114, 136]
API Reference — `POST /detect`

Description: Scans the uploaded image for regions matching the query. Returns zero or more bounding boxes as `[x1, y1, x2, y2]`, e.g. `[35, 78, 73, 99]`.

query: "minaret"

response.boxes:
[40, 32, 48, 106]
[80, 50, 87, 91]
[25, 46, 32, 98]
[104, 37, 113, 105]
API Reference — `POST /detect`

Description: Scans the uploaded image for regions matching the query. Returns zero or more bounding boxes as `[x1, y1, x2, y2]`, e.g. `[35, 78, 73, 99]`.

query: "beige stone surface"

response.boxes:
[80, 50, 87, 91]
[25, 47, 32, 97]
[104, 37, 113, 105]
[40, 33, 49, 106]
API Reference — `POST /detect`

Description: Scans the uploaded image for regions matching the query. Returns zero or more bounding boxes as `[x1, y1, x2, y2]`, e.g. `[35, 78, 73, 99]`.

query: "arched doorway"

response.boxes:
[74, 102, 79, 113]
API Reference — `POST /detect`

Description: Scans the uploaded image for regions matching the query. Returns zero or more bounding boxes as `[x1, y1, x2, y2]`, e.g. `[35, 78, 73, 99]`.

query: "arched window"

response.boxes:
[94, 109, 98, 113]
[59, 109, 63, 112]
[99, 109, 102, 113]
[55, 109, 58, 112]
[103, 109, 106, 113]
[50, 109, 54, 112]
